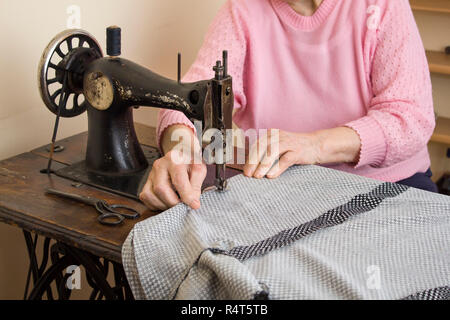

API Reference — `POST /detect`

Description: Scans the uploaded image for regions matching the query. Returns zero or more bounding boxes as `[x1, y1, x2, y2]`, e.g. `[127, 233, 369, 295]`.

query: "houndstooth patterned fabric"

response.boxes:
[403, 286, 450, 300]
[122, 165, 450, 300]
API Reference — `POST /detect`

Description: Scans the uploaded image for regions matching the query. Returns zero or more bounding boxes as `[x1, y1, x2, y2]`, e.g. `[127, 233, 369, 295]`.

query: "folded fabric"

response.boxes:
[122, 165, 450, 300]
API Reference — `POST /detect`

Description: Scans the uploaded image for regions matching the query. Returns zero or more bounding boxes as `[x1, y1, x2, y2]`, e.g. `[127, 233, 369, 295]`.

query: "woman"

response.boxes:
[140, 0, 437, 211]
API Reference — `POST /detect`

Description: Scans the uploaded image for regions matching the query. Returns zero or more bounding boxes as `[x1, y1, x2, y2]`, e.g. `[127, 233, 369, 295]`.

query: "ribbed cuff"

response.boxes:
[345, 117, 387, 168]
[156, 110, 196, 152]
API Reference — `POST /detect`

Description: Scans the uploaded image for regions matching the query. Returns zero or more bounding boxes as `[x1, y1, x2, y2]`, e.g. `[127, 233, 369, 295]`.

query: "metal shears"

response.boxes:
[46, 188, 140, 226]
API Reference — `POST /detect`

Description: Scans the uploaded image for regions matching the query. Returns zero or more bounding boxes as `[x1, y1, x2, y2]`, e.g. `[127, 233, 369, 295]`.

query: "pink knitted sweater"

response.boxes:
[157, 0, 435, 182]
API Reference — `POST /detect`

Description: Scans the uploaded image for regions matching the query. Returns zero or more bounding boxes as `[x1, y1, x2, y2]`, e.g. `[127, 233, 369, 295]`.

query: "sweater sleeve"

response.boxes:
[346, 0, 435, 168]
[156, 0, 247, 151]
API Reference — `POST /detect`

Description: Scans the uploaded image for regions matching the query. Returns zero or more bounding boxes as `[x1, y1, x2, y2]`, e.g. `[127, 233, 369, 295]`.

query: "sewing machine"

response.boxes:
[37, 26, 233, 199]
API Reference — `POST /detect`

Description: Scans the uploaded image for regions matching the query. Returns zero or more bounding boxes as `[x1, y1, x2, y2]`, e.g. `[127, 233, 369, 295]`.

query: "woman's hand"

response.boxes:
[139, 125, 207, 211]
[243, 127, 361, 179]
[139, 151, 207, 211]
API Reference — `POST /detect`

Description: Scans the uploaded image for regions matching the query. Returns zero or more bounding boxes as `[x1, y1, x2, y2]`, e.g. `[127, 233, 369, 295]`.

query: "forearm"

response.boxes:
[314, 127, 361, 165]
[161, 124, 198, 155]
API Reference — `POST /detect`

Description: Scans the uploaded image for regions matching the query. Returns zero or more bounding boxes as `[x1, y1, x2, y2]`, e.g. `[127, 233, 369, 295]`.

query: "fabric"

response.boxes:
[122, 165, 450, 300]
[156, 0, 434, 183]
[403, 287, 450, 300]
[397, 168, 438, 193]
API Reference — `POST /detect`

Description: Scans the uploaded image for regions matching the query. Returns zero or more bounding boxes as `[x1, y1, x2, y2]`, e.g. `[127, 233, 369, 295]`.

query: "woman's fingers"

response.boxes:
[152, 165, 181, 208]
[139, 178, 168, 211]
[253, 155, 277, 179]
[266, 152, 296, 179]
[188, 164, 207, 210]
[189, 163, 207, 193]
[170, 164, 201, 210]
[139, 145, 207, 211]
[253, 142, 283, 179]
[244, 135, 268, 177]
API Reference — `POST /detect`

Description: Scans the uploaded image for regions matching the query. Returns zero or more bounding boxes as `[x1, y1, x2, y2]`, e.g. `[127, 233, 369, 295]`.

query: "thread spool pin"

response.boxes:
[107, 26, 121, 57]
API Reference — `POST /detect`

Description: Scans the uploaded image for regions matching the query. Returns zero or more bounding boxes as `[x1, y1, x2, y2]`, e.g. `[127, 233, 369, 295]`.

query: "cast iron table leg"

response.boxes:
[22, 231, 133, 300]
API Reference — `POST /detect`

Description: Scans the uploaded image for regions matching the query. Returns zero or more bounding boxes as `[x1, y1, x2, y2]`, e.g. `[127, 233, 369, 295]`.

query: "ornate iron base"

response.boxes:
[23, 231, 133, 300]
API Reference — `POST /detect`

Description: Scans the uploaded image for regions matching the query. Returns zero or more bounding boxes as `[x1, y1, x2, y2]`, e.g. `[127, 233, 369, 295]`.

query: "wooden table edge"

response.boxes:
[0, 198, 123, 263]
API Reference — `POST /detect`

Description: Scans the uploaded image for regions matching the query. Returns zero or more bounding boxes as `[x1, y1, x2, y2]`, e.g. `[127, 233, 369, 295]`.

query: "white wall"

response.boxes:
[0, 0, 225, 299]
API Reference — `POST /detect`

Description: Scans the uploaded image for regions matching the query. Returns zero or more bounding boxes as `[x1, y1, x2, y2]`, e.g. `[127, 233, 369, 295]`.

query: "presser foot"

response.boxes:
[214, 179, 229, 193]
[214, 163, 229, 192]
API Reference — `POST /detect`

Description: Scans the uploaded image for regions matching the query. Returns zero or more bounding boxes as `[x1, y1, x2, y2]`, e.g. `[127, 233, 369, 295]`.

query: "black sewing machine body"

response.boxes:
[38, 27, 234, 199]
[83, 57, 212, 176]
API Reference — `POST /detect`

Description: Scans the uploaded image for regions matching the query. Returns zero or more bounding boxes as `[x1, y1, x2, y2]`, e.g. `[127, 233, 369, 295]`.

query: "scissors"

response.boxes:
[46, 188, 141, 226]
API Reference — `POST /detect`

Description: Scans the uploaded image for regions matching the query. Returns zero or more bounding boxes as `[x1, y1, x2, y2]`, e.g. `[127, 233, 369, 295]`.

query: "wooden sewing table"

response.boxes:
[0, 124, 162, 300]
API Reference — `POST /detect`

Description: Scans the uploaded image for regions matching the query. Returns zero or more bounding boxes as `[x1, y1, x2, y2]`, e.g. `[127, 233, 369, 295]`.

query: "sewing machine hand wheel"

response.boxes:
[38, 29, 103, 118]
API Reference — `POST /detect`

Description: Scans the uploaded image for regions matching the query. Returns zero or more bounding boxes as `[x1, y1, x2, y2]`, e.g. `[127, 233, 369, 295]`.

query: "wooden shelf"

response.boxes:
[431, 117, 450, 145]
[426, 51, 450, 75]
[410, 0, 450, 14]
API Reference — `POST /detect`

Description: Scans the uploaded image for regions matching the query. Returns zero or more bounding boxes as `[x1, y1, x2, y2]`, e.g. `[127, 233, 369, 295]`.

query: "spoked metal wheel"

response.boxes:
[38, 29, 103, 118]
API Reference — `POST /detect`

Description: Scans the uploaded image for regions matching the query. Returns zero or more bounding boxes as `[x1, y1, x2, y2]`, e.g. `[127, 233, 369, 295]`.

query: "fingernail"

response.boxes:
[190, 199, 200, 209]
